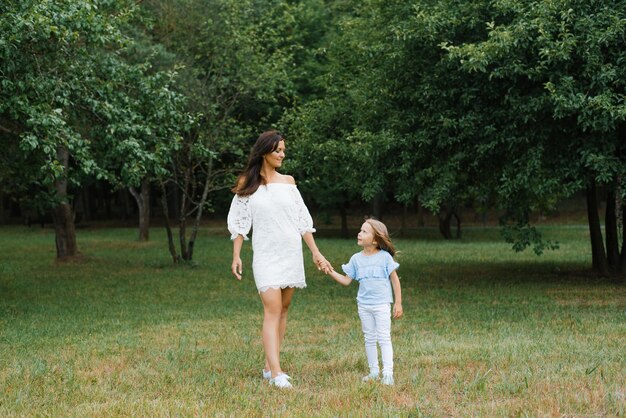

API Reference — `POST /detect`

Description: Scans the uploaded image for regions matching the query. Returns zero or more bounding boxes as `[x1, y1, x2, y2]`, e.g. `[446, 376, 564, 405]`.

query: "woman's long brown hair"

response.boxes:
[365, 218, 397, 257]
[232, 130, 284, 196]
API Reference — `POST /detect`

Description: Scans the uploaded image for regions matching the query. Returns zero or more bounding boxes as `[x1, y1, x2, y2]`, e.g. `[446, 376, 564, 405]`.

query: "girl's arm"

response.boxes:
[302, 231, 331, 273]
[326, 263, 352, 286]
[390, 270, 403, 318]
[231, 235, 244, 280]
[327, 267, 353, 286]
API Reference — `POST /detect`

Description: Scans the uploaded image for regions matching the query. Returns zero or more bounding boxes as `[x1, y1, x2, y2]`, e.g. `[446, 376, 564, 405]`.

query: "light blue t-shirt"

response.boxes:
[341, 250, 400, 305]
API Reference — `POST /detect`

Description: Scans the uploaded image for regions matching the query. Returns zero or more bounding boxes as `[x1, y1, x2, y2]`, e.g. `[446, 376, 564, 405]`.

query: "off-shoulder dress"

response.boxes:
[227, 183, 316, 292]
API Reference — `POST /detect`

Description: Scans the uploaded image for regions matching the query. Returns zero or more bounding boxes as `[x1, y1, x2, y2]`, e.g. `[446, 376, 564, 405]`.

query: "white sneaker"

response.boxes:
[381, 373, 394, 386]
[269, 373, 292, 388]
[362, 372, 379, 382]
[263, 369, 271, 380]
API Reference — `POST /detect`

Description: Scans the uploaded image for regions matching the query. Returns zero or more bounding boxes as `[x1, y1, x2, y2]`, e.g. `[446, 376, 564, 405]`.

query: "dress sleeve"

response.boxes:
[291, 186, 316, 235]
[227, 194, 252, 240]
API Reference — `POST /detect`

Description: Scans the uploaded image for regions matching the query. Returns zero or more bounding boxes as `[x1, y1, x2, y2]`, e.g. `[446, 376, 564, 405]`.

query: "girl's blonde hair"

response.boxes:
[365, 218, 396, 257]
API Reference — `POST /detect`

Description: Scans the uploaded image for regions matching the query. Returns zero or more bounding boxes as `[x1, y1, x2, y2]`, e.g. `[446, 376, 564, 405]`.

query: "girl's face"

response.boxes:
[357, 222, 377, 248]
[263, 140, 285, 169]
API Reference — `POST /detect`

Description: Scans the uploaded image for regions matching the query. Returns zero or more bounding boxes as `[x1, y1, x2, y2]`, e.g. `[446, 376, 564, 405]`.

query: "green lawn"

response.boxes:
[0, 225, 624, 416]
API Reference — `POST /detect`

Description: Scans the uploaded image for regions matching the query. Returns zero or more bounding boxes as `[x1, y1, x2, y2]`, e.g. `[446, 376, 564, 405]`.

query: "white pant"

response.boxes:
[358, 303, 393, 376]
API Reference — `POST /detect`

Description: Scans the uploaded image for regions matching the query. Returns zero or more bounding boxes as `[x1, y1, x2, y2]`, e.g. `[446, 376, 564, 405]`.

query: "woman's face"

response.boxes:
[357, 222, 376, 248]
[264, 140, 285, 169]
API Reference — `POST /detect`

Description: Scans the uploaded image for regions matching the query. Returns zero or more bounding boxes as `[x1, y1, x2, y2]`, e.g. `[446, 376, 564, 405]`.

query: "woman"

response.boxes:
[228, 130, 330, 389]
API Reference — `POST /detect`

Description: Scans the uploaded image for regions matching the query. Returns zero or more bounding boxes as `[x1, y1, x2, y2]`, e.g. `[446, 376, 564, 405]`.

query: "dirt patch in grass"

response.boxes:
[547, 286, 626, 307]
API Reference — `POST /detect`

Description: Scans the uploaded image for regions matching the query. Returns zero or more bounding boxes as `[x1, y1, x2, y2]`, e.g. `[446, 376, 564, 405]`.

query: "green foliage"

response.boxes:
[2, 0, 625, 265]
[286, 0, 625, 257]
[0, 0, 189, 206]
[444, 0, 626, 251]
[142, 0, 312, 201]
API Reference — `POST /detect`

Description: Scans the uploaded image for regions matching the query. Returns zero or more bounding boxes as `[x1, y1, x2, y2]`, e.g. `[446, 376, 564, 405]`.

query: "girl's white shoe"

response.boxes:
[269, 373, 292, 388]
[262, 369, 271, 380]
[381, 373, 394, 386]
[362, 372, 380, 382]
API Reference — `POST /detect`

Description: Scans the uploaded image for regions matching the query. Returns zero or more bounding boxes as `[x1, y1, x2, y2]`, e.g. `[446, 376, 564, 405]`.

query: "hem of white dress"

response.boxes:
[230, 232, 249, 240]
[257, 283, 307, 293]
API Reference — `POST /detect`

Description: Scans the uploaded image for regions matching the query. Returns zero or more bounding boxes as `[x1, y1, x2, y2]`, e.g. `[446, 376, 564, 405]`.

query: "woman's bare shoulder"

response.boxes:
[235, 176, 246, 189]
[275, 173, 296, 185]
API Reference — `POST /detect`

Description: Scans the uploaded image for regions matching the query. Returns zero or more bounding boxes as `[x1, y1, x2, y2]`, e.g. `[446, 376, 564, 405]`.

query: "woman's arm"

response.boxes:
[302, 231, 331, 273]
[390, 270, 403, 318]
[231, 235, 244, 280]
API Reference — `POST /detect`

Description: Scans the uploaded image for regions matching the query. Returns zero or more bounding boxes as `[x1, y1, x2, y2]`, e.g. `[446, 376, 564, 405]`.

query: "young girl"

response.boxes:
[326, 219, 403, 385]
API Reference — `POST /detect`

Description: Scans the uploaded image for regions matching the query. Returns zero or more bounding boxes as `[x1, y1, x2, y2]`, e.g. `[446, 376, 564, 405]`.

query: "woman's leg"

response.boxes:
[260, 287, 296, 377]
[358, 304, 380, 376]
[264, 287, 295, 373]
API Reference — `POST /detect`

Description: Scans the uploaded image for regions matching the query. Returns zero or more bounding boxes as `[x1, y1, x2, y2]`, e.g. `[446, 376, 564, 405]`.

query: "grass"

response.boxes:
[0, 225, 624, 416]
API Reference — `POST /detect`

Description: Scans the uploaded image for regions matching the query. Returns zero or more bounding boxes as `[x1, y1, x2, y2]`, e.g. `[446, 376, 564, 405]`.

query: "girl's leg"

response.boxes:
[357, 304, 380, 376]
[264, 287, 295, 373]
[373, 304, 393, 376]
[259, 288, 284, 378]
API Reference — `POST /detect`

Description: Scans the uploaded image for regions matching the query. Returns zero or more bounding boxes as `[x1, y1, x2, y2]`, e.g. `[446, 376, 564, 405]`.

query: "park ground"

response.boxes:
[0, 224, 624, 416]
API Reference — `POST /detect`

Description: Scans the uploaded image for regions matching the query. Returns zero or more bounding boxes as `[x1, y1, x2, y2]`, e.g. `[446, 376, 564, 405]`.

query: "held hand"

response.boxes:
[322, 261, 335, 275]
[313, 252, 332, 274]
[393, 303, 403, 319]
[231, 257, 243, 280]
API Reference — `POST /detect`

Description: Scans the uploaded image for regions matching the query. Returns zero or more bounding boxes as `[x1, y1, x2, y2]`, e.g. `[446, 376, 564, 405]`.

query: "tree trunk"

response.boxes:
[52, 146, 78, 259]
[187, 159, 214, 261]
[371, 192, 384, 220]
[438, 207, 453, 239]
[129, 179, 151, 241]
[416, 199, 425, 227]
[586, 180, 608, 275]
[605, 188, 619, 270]
[178, 167, 191, 260]
[400, 203, 408, 237]
[160, 181, 179, 263]
[617, 124, 626, 278]
[340, 202, 349, 239]
[619, 202, 626, 276]
[453, 209, 462, 239]
[0, 190, 5, 225]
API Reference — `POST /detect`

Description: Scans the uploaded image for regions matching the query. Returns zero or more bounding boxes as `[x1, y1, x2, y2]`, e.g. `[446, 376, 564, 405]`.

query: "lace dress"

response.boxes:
[227, 183, 316, 292]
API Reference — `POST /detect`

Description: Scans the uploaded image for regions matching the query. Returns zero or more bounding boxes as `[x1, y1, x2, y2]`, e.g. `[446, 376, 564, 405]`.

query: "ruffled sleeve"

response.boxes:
[291, 186, 316, 235]
[341, 255, 357, 279]
[227, 194, 252, 240]
[384, 251, 400, 276]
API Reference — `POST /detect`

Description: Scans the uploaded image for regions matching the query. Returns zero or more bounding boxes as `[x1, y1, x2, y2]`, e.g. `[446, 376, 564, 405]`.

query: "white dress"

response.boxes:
[227, 183, 316, 292]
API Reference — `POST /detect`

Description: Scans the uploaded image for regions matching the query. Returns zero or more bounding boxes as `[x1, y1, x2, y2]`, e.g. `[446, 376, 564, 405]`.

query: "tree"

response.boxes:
[287, 0, 626, 277]
[0, 0, 188, 257]
[91, 62, 190, 242]
[283, 0, 409, 232]
[143, 0, 302, 261]
[445, 0, 626, 274]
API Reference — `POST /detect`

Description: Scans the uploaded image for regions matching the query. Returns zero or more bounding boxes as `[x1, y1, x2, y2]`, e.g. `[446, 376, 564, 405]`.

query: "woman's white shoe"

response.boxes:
[262, 369, 271, 380]
[269, 373, 292, 388]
